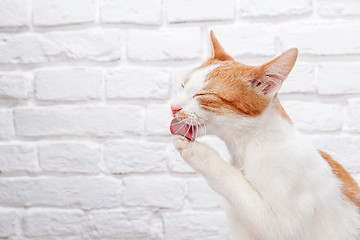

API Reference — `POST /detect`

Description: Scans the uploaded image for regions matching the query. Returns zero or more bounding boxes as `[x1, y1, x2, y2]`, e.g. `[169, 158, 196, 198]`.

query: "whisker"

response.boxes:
[173, 122, 187, 135]
[170, 119, 187, 126]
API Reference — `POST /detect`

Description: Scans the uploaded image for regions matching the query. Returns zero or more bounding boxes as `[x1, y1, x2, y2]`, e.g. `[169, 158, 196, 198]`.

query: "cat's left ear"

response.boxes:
[210, 30, 233, 61]
[251, 48, 298, 97]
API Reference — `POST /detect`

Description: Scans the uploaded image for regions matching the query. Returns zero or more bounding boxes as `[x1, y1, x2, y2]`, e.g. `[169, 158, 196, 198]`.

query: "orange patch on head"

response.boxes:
[319, 151, 360, 210]
[197, 61, 271, 117]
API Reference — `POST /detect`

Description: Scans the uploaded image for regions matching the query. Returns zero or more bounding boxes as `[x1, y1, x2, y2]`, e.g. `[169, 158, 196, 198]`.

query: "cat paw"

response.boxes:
[173, 135, 190, 152]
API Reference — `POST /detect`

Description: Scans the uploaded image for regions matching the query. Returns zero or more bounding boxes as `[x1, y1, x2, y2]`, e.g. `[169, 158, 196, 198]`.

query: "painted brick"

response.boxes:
[88, 210, 163, 239]
[100, 0, 162, 25]
[167, 0, 235, 23]
[38, 142, 100, 173]
[282, 101, 344, 132]
[163, 212, 228, 240]
[0, 110, 15, 140]
[346, 98, 360, 132]
[33, 0, 95, 26]
[314, 135, 360, 174]
[104, 139, 169, 174]
[211, 25, 276, 57]
[23, 209, 86, 237]
[35, 68, 102, 101]
[238, 0, 312, 17]
[0, 0, 29, 28]
[14, 105, 143, 137]
[0, 144, 38, 173]
[279, 64, 315, 94]
[123, 176, 185, 209]
[318, 0, 360, 17]
[145, 103, 172, 136]
[188, 178, 222, 209]
[106, 68, 170, 99]
[0, 73, 29, 99]
[0, 210, 16, 237]
[280, 22, 360, 55]
[127, 28, 202, 61]
[0, 30, 121, 64]
[0, 177, 121, 209]
[318, 63, 360, 94]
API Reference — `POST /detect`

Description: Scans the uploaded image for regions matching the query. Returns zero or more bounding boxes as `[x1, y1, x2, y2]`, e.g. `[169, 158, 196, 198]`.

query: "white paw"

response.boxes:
[173, 135, 190, 152]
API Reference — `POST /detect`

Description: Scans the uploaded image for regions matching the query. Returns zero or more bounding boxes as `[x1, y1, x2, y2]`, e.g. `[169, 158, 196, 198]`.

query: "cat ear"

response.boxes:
[251, 48, 298, 96]
[210, 30, 233, 61]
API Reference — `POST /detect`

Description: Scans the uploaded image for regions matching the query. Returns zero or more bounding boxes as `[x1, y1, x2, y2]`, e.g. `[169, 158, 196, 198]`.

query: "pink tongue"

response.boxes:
[170, 118, 195, 141]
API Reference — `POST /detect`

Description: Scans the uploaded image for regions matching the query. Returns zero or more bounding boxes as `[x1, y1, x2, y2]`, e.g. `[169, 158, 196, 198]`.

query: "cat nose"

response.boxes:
[171, 105, 182, 116]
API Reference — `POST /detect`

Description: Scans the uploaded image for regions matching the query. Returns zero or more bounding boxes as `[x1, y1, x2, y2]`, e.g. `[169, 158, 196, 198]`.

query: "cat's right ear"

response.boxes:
[251, 48, 298, 97]
[210, 30, 233, 61]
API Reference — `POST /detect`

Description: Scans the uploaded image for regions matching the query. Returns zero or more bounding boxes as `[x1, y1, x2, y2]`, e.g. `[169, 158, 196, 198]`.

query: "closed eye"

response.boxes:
[193, 92, 215, 98]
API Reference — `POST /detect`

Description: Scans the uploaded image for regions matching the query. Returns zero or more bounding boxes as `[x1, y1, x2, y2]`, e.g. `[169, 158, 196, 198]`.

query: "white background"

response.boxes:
[0, 0, 360, 239]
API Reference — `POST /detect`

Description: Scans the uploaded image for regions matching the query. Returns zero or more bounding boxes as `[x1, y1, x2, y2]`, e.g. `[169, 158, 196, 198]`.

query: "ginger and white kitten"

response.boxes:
[170, 31, 360, 240]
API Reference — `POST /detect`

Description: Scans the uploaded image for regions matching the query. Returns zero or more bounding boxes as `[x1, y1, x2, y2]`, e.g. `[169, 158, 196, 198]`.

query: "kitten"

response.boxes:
[170, 31, 360, 240]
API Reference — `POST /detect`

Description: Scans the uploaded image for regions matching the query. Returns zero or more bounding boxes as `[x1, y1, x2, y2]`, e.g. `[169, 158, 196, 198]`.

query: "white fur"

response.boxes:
[172, 68, 360, 240]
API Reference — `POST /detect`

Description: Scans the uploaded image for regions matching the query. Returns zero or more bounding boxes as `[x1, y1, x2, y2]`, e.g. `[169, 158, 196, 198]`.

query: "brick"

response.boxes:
[88, 210, 162, 239]
[211, 25, 276, 57]
[0, 144, 38, 173]
[318, 63, 360, 94]
[14, 105, 143, 137]
[314, 136, 360, 174]
[100, 0, 162, 25]
[238, 0, 312, 17]
[123, 176, 185, 209]
[0, 110, 15, 140]
[127, 28, 202, 61]
[163, 212, 228, 240]
[280, 22, 360, 55]
[279, 64, 315, 94]
[104, 140, 168, 174]
[106, 68, 170, 100]
[0, 33, 47, 64]
[188, 178, 222, 209]
[282, 101, 344, 132]
[0, 210, 16, 237]
[145, 103, 172, 136]
[24, 209, 86, 237]
[38, 142, 100, 173]
[0, 0, 29, 28]
[167, 0, 235, 23]
[0, 30, 121, 64]
[0, 177, 121, 209]
[318, 0, 360, 17]
[33, 0, 95, 26]
[346, 98, 360, 132]
[0, 73, 29, 99]
[35, 68, 102, 101]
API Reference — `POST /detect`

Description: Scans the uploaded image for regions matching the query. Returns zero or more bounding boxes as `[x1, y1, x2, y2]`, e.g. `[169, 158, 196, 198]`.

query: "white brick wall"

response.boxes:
[0, 0, 360, 239]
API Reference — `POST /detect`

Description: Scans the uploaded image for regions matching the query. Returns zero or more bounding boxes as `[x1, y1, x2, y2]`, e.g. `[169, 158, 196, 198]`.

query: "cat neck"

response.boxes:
[216, 100, 296, 169]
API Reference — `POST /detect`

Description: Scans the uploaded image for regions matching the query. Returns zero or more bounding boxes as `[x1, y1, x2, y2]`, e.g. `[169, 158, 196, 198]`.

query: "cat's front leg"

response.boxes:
[173, 135, 235, 193]
[173, 135, 214, 172]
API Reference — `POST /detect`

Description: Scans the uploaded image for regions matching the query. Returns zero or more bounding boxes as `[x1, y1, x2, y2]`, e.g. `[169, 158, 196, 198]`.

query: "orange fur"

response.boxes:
[274, 95, 292, 123]
[198, 61, 271, 117]
[319, 151, 360, 209]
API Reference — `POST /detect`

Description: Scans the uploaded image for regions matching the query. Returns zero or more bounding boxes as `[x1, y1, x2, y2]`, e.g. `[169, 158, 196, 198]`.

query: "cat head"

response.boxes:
[170, 31, 297, 140]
